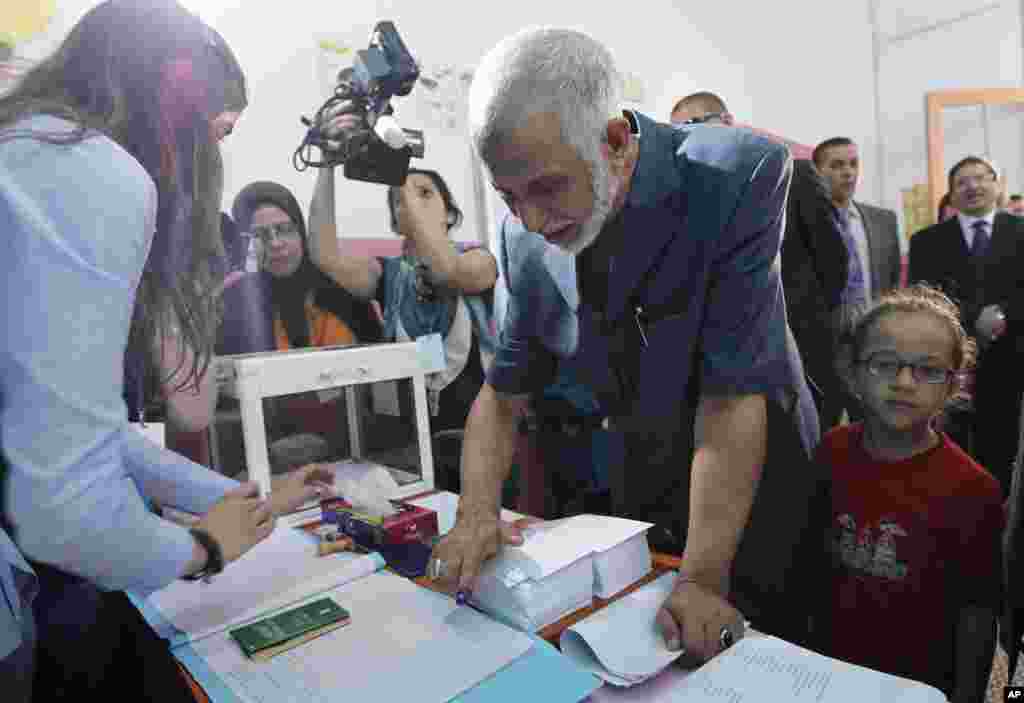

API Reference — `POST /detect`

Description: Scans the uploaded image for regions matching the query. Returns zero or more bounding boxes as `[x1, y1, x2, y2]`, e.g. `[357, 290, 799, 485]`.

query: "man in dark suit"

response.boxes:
[671, 93, 849, 431]
[781, 160, 850, 431]
[813, 138, 902, 307]
[909, 156, 1024, 495]
[813, 137, 902, 422]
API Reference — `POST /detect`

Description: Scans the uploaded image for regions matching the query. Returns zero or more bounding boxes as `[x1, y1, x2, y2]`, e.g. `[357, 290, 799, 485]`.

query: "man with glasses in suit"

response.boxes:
[909, 156, 1024, 496]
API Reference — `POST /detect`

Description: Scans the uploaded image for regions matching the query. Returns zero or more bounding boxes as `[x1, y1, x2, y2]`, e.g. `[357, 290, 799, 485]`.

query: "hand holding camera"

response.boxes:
[318, 98, 365, 149]
[295, 21, 425, 185]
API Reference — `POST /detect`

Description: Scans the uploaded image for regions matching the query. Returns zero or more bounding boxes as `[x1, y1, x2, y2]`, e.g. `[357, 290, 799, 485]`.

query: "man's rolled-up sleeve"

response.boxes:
[700, 144, 794, 398]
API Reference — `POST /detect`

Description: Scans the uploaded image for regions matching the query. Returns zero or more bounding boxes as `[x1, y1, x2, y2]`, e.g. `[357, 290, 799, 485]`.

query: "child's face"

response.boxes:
[853, 311, 957, 434]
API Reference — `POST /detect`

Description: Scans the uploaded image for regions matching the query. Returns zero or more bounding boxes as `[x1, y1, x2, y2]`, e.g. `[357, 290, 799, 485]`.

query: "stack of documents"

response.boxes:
[568, 514, 654, 598]
[560, 571, 683, 686]
[473, 541, 595, 633]
[563, 571, 950, 701]
[470, 514, 653, 632]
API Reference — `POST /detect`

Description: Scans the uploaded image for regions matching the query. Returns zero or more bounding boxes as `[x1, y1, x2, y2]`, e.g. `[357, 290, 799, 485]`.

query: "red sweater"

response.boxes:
[819, 424, 1003, 695]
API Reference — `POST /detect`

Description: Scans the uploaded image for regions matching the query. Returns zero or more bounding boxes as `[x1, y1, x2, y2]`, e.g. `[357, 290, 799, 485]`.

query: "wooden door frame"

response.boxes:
[926, 88, 1024, 218]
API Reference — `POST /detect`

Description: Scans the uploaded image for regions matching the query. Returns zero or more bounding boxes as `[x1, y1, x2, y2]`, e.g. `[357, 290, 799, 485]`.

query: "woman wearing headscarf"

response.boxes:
[210, 182, 385, 478]
[225, 180, 383, 353]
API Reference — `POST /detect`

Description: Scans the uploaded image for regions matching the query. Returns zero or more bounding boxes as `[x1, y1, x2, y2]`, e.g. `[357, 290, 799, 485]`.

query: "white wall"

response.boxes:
[874, 0, 1023, 219]
[11, 0, 883, 234]
[655, 3, 881, 203]
[984, 102, 1024, 195]
[210, 0, 882, 236]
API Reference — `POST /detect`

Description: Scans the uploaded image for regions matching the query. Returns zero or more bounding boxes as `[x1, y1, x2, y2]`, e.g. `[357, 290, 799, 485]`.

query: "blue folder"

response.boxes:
[130, 587, 600, 703]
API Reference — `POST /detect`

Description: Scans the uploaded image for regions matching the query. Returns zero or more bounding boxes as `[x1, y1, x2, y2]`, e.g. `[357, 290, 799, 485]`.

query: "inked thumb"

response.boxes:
[656, 606, 682, 652]
[499, 521, 524, 546]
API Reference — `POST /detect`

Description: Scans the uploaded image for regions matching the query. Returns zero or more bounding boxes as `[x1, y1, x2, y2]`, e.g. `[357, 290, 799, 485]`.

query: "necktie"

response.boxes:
[839, 209, 867, 307]
[972, 220, 990, 259]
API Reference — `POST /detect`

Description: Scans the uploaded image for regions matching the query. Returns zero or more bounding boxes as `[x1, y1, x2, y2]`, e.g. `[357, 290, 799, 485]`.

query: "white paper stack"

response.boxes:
[470, 514, 654, 632]
[559, 571, 682, 686]
[471, 527, 594, 632]
[566, 514, 654, 598]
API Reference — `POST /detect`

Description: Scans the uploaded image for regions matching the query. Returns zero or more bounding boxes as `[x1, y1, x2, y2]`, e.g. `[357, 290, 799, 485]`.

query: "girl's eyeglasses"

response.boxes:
[857, 353, 955, 385]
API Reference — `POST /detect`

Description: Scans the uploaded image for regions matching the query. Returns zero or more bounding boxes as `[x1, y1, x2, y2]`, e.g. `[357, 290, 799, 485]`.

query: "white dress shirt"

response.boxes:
[957, 210, 997, 251]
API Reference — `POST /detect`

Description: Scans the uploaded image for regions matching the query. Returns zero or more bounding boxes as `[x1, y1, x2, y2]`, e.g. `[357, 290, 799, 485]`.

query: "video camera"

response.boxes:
[294, 21, 425, 186]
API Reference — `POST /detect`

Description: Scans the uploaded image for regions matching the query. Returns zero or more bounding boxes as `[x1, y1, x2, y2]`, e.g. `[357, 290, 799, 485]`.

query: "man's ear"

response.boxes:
[603, 116, 636, 169]
[722, 112, 735, 126]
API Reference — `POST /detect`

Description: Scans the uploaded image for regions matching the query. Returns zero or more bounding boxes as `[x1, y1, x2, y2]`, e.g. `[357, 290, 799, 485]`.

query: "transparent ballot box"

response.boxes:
[211, 342, 438, 525]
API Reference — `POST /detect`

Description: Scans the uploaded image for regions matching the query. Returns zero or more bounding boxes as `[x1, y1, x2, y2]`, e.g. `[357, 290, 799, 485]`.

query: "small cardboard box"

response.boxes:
[321, 497, 439, 547]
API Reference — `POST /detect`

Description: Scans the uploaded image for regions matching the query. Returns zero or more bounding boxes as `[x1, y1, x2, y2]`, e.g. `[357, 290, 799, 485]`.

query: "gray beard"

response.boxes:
[558, 157, 617, 256]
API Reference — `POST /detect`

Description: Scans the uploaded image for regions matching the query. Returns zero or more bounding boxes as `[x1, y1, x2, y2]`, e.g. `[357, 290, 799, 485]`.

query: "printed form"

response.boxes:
[187, 570, 534, 703]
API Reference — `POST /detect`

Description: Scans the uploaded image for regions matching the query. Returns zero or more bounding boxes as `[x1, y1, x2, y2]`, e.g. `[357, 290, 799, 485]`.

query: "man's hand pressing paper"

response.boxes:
[656, 573, 746, 664]
[428, 509, 527, 594]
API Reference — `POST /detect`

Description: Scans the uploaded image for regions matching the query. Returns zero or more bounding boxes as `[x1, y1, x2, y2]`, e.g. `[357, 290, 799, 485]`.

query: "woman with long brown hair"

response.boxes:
[0, 2, 328, 699]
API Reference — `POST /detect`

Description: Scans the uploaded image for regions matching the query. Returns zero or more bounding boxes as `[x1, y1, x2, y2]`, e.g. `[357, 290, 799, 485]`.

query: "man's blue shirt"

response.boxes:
[487, 111, 819, 455]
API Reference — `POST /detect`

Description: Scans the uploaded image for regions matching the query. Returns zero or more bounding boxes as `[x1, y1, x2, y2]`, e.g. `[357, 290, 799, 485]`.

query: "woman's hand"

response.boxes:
[194, 481, 274, 564]
[267, 464, 336, 517]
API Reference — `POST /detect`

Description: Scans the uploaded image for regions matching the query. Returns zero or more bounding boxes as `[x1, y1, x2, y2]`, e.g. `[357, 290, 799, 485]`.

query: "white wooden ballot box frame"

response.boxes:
[216, 342, 435, 502]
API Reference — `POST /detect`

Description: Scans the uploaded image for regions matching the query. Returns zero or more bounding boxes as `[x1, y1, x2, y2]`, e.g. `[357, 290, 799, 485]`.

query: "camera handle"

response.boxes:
[374, 114, 407, 149]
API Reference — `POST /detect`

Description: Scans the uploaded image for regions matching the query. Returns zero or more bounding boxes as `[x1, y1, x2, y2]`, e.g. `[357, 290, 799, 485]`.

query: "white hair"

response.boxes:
[468, 27, 625, 254]
[468, 26, 623, 170]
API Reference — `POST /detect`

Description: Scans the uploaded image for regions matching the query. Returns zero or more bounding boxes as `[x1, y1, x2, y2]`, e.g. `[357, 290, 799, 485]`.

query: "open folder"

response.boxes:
[132, 523, 601, 703]
[145, 526, 384, 645]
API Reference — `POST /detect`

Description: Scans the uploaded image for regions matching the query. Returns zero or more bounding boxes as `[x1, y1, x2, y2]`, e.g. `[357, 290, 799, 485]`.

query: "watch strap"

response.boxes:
[184, 527, 224, 581]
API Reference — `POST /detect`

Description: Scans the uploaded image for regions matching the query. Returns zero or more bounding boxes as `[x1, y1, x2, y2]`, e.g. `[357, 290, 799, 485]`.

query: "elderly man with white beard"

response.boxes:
[427, 27, 830, 662]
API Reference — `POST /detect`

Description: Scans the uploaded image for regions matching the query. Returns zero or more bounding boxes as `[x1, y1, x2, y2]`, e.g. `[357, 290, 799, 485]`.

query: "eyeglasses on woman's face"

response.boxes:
[246, 221, 301, 246]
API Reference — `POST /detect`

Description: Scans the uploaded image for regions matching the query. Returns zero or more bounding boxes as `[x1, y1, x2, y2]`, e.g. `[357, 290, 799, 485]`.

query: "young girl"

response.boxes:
[820, 284, 1003, 702]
